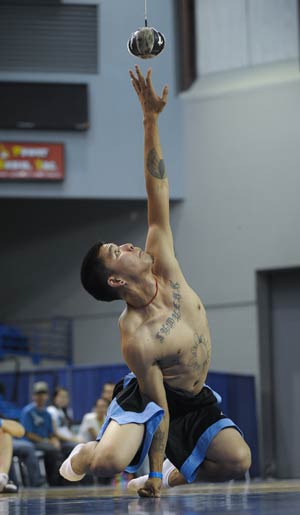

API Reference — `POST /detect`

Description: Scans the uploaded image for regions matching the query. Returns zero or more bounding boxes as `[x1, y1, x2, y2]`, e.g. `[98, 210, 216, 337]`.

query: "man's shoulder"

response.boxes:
[84, 412, 96, 421]
[119, 308, 144, 336]
[22, 402, 35, 414]
[81, 412, 96, 425]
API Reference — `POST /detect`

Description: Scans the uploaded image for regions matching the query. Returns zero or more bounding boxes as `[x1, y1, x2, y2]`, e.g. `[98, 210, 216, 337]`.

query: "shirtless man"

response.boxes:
[60, 66, 251, 497]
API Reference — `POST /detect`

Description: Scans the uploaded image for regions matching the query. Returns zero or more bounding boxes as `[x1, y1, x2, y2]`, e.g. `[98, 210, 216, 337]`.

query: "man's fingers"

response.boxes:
[131, 79, 141, 96]
[145, 68, 157, 95]
[138, 488, 160, 498]
[135, 64, 146, 89]
[161, 85, 169, 104]
[145, 68, 153, 87]
[129, 70, 141, 95]
[138, 488, 152, 497]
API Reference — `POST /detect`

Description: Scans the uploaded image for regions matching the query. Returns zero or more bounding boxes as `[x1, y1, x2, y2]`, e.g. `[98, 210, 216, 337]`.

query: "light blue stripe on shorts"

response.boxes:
[180, 418, 243, 483]
[96, 396, 164, 473]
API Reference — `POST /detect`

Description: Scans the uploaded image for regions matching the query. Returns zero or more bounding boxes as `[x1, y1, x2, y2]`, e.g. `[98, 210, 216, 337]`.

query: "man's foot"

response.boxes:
[59, 443, 86, 482]
[0, 473, 9, 492]
[127, 459, 176, 492]
[0, 474, 18, 494]
[2, 481, 18, 493]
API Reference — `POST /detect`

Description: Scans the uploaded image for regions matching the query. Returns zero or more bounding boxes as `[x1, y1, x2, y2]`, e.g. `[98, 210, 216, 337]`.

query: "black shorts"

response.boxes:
[97, 373, 242, 482]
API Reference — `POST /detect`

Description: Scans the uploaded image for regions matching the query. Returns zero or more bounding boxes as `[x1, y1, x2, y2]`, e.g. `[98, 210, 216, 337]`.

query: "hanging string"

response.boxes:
[144, 0, 148, 27]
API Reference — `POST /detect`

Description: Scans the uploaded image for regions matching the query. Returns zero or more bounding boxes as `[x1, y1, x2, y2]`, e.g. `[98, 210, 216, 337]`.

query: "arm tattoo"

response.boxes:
[151, 426, 165, 453]
[147, 148, 167, 179]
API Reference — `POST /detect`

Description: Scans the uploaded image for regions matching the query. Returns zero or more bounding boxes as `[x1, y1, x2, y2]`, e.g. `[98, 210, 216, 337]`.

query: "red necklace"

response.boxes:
[127, 276, 158, 309]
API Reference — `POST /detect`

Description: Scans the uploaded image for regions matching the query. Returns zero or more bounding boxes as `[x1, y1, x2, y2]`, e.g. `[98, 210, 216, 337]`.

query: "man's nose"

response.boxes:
[122, 243, 134, 251]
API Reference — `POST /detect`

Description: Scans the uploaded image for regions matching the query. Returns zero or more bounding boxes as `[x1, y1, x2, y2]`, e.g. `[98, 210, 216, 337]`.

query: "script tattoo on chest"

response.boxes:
[188, 333, 210, 372]
[156, 280, 182, 344]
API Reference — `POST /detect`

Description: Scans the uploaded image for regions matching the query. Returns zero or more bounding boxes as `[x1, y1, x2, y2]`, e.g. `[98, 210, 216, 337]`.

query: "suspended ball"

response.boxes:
[127, 27, 166, 59]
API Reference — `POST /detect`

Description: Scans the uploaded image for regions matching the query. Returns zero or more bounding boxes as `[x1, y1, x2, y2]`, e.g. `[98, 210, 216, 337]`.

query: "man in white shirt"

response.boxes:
[78, 398, 109, 443]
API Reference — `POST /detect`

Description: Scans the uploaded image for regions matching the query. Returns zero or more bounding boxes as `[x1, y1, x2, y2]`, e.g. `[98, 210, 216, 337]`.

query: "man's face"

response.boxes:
[102, 384, 114, 402]
[33, 392, 49, 408]
[95, 399, 108, 418]
[100, 242, 153, 279]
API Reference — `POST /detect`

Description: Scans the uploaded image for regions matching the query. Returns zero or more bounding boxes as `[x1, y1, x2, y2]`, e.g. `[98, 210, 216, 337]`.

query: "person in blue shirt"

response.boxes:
[21, 381, 63, 486]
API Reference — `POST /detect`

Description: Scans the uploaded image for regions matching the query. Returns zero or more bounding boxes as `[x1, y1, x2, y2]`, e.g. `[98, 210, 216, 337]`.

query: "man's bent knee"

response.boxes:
[89, 449, 125, 477]
[227, 444, 252, 479]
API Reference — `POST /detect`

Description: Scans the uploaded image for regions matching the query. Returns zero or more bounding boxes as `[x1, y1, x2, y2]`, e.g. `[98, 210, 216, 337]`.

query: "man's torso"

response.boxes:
[120, 266, 211, 396]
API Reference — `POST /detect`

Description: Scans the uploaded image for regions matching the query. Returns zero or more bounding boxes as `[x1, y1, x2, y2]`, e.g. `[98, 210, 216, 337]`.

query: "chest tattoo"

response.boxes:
[188, 333, 210, 371]
[156, 280, 182, 344]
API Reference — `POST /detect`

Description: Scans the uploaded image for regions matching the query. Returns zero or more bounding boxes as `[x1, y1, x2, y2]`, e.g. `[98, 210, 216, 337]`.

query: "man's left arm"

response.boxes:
[124, 343, 169, 497]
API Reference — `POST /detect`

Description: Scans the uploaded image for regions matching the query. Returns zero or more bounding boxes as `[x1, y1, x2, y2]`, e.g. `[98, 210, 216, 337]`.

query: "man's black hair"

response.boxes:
[80, 241, 121, 302]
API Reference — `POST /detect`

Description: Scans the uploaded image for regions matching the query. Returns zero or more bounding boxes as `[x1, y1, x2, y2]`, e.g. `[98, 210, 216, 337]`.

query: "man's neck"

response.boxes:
[125, 274, 158, 309]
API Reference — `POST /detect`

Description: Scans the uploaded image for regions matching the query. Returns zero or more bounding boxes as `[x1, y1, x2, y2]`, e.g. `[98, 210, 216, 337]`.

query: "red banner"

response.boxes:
[0, 142, 64, 180]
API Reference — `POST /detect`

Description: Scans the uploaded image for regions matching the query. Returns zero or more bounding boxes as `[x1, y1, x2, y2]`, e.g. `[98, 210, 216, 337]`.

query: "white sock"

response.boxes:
[59, 443, 86, 481]
[127, 473, 148, 492]
[0, 473, 8, 492]
[162, 459, 176, 488]
[127, 459, 176, 492]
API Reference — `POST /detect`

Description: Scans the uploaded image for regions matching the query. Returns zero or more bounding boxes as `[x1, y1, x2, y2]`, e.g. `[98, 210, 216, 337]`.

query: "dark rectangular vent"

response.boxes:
[0, 4, 98, 74]
[0, 82, 89, 131]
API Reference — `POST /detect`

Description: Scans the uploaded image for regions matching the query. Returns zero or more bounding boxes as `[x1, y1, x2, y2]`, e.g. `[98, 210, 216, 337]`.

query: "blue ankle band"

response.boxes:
[149, 471, 163, 479]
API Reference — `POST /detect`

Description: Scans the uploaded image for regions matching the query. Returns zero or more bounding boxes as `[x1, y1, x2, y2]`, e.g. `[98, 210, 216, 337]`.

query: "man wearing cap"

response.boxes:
[20, 381, 63, 486]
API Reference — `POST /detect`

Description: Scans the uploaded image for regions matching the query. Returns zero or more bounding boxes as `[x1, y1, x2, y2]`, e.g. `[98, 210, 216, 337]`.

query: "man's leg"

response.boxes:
[0, 431, 13, 491]
[129, 428, 251, 490]
[12, 439, 44, 487]
[35, 441, 63, 486]
[61, 421, 145, 481]
[168, 428, 251, 487]
[0, 431, 18, 493]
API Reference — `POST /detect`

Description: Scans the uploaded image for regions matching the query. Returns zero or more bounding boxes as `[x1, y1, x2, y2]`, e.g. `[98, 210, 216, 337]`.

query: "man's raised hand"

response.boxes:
[129, 65, 168, 118]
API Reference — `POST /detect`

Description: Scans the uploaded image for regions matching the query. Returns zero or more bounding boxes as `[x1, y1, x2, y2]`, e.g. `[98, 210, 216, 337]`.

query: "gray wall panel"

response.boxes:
[0, 0, 183, 200]
[248, 0, 298, 65]
[196, 0, 248, 75]
[0, 4, 98, 73]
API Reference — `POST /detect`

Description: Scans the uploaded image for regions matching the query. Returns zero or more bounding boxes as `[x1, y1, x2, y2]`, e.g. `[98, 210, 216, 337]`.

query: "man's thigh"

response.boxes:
[205, 428, 249, 463]
[93, 420, 144, 469]
[13, 439, 35, 454]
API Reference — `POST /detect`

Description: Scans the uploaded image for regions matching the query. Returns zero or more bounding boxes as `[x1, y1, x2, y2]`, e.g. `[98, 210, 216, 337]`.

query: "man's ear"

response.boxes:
[107, 276, 126, 288]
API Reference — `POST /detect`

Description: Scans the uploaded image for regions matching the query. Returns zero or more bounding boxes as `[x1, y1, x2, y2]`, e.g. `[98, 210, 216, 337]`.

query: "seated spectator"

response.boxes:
[78, 398, 108, 442]
[12, 438, 45, 487]
[20, 381, 63, 486]
[0, 384, 44, 487]
[47, 387, 82, 452]
[101, 382, 115, 404]
[0, 417, 24, 493]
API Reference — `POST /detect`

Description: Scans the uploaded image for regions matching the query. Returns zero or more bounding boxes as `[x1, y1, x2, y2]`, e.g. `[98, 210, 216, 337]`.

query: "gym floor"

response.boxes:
[1, 480, 300, 514]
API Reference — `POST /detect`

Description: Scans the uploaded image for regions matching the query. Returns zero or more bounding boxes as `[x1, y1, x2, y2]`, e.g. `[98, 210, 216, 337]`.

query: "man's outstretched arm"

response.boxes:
[130, 66, 174, 258]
